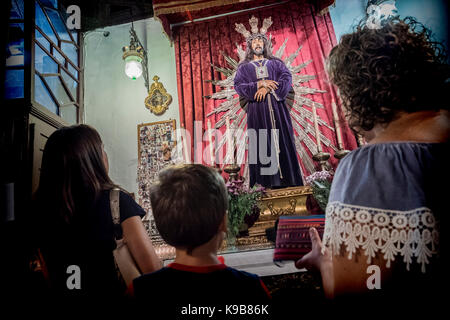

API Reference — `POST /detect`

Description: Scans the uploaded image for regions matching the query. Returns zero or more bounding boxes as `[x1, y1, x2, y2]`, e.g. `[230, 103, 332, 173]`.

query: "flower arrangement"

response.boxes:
[305, 170, 333, 211]
[226, 179, 265, 242]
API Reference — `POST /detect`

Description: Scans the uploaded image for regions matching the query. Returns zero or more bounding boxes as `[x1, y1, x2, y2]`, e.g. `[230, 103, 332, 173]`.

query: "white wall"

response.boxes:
[328, 0, 366, 42]
[83, 18, 180, 196]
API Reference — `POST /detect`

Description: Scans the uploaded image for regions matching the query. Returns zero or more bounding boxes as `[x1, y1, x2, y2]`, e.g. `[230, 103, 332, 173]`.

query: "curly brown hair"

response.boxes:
[327, 17, 449, 132]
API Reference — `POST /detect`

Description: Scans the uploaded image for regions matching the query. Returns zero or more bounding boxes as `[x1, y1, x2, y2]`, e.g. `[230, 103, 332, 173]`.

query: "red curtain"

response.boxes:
[153, 0, 334, 39]
[173, 1, 358, 174]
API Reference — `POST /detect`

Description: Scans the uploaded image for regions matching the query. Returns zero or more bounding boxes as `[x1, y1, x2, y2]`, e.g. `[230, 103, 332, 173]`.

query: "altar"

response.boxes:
[147, 185, 315, 259]
[164, 248, 301, 275]
[162, 247, 323, 302]
[128, 0, 352, 303]
[150, 184, 318, 293]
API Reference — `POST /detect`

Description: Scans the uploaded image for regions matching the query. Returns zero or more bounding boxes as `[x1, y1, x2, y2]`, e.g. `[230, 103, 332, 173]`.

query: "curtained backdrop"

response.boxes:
[172, 0, 358, 177]
[153, 0, 335, 40]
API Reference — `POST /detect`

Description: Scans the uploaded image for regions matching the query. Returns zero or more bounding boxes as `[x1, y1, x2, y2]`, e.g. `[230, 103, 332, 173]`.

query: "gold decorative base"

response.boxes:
[232, 186, 313, 250]
[260, 186, 313, 217]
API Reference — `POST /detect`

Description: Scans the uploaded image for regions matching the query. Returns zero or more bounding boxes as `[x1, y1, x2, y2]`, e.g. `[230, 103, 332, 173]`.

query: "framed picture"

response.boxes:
[137, 119, 177, 253]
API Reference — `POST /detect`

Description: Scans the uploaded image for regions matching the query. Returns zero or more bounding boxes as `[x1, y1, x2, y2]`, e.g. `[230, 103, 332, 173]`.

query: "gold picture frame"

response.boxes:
[137, 119, 177, 252]
[145, 75, 172, 115]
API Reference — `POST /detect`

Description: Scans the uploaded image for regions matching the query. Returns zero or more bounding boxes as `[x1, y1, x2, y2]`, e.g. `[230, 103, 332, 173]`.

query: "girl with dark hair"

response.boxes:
[296, 17, 449, 309]
[33, 124, 161, 303]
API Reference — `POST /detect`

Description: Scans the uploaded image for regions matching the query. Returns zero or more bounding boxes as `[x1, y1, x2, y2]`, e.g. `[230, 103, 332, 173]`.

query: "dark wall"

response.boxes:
[60, 0, 154, 32]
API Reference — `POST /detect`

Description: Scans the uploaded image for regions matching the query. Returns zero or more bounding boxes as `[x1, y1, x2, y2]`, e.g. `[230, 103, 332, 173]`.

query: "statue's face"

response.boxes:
[251, 37, 264, 55]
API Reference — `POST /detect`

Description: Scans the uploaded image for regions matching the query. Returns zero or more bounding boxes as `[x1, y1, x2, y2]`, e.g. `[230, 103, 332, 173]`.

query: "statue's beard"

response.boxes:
[252, 47, 264, 56]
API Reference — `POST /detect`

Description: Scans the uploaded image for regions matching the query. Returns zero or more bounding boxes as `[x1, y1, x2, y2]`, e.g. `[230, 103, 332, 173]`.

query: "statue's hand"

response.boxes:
[254, 87, 269, 102]
[257, 80, 278, 91]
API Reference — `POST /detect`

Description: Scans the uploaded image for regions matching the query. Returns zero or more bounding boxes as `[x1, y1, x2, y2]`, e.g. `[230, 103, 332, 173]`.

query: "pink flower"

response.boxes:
[305, 170, 333, 186]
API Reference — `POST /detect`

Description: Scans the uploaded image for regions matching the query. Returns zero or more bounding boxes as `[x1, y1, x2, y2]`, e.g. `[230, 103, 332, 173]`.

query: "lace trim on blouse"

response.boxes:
[322, 201, 439, 273]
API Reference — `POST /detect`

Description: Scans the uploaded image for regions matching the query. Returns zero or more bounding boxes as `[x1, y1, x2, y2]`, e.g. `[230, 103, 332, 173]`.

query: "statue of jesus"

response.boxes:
[234, 32, 303, 188]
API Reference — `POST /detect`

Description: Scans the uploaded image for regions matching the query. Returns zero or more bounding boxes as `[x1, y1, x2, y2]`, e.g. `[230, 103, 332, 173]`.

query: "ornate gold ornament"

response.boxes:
[145, 75, 172, 115]
[235, 186, 313, 250]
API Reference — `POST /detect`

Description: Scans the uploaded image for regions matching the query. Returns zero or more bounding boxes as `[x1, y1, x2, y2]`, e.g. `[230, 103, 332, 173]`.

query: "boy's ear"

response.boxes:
[219, 212, 228, 233]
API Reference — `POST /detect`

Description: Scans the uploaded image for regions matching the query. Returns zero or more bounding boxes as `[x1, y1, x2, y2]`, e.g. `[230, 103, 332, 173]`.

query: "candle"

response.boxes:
[181, 124, 190, 163]
[331, 101, 344, 150]
[233, 136, 237, 165]
[207, 120, 214, 165]
[226, 116, 232, 163]
[311, 104, 322, 152]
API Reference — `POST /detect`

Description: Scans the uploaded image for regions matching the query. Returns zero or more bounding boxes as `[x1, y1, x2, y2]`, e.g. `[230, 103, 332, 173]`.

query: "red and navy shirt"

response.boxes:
[130, 262, 271, 317]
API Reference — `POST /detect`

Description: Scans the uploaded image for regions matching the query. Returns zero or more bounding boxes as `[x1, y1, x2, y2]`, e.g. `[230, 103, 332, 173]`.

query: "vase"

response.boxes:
[226, 234, 238, 252]
[306, 194, 325, 215]
[238, 206, 261, 237]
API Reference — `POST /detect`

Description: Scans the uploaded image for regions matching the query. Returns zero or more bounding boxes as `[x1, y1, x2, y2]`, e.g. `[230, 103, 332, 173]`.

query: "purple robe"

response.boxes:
[234, 58, 303, 188]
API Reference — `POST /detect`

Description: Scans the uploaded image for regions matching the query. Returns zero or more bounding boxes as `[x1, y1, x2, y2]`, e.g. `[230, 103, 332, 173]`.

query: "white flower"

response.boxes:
[366, 2, 397, 30]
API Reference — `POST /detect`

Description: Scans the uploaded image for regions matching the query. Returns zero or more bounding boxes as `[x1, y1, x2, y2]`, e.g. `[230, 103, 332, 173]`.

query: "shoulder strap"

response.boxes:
[110, 188, 120, 225]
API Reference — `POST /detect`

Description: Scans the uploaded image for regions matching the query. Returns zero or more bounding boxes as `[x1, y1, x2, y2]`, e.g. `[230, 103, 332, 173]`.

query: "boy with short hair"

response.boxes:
[132, 164, 271, 317]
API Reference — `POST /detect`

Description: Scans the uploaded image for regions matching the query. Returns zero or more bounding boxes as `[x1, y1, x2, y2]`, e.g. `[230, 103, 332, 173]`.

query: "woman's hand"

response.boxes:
[295, 227, 330, 271]
[122, 216, 162, 274]
[295, 227, 335, 298]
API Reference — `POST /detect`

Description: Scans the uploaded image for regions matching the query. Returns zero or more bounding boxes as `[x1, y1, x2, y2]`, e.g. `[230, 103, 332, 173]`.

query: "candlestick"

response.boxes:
[331, 101, 344, 150]
[233, 136, 236, 165]
[207, 120, 214, 165]
[181, 124, 189, 163]
[226, 116, 232, 164]
[331, 100, 351, 160]
[311, 104, 322, 152]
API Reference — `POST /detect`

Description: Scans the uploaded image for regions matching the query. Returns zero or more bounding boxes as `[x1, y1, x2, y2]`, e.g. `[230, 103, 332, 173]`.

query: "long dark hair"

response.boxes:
[36, 124, 117, 224]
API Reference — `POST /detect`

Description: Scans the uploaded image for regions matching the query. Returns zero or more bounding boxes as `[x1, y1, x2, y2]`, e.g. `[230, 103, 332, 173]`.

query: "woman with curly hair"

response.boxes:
[296, 17, 449, 307]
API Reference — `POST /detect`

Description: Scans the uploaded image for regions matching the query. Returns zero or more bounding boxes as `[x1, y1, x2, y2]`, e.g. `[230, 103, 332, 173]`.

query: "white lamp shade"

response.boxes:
[124, 59, 143, 80]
